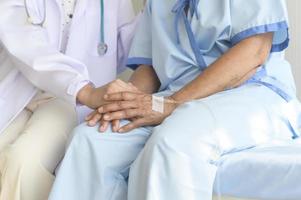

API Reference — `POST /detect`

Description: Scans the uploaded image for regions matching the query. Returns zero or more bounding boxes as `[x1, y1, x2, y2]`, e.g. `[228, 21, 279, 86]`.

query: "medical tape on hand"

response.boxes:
[152, 95, 164, 113]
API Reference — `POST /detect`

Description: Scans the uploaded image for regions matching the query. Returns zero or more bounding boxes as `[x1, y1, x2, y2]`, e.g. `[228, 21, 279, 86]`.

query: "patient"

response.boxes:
[49, 0, 301, 199]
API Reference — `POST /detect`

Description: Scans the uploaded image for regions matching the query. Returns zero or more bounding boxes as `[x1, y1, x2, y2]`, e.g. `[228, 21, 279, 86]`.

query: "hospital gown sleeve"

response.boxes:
[0, 0, 90, 105]
[117, 0, 140, 74]
[126, 1, 153, 70]
[230, 0, 289, 52]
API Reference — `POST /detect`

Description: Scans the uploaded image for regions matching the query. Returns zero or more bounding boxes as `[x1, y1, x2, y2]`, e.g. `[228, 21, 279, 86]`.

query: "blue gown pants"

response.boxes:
[49, 84, 296, 200]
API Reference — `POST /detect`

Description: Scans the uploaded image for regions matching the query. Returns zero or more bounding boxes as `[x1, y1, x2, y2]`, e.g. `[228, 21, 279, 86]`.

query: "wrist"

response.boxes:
[77, 84, 95, 107]
[164, 96, 180, 114]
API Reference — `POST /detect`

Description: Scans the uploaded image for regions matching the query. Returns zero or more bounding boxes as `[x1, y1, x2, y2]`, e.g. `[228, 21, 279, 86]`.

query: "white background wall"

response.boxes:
[286, 0, 301, 99]
[131, 0, 301, 99]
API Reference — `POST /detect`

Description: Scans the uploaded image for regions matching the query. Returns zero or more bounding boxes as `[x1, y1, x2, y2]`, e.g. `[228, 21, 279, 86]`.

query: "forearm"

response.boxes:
[129, 65, 161, 94]
[171, 33, 273, 102]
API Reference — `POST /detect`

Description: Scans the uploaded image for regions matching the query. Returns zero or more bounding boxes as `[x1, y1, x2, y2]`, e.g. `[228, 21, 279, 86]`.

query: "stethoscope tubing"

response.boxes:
[100, 0, 105, 44]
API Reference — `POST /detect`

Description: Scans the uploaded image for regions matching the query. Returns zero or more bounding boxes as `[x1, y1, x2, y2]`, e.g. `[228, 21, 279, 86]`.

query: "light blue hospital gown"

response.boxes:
[49, 0, 301, 199]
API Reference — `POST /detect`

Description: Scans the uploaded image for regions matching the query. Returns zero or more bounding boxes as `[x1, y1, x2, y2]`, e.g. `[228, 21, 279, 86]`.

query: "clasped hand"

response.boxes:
[86, 80, 178, 133]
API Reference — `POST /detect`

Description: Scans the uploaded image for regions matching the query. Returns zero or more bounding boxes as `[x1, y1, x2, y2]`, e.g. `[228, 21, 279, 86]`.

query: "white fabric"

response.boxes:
[214, 140, 301, 199]
[0, 98, 77, 200]
[152, 95, 164, 113]
[0, 0, 139, 133]
[60, 0, 77, 52]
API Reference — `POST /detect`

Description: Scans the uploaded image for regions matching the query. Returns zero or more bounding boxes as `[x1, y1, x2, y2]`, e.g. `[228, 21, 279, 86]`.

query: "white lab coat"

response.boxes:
[0, 0, 138, 133]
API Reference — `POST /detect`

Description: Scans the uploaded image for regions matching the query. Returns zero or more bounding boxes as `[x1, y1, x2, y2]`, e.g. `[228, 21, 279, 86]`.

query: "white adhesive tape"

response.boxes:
[152, 95, 164, 113]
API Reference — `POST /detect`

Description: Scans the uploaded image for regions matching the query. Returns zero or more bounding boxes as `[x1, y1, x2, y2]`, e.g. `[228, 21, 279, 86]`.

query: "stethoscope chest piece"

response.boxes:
[97, 42, 108, 56]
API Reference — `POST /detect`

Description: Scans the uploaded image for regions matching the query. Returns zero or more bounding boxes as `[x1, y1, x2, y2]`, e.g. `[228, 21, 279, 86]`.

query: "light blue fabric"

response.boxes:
[49, 121, 152, 200]
[128, 0, 299, 137]
[231, 21, 289, 52]
[214, 140, 301, 199]
[127, 0, 295, 95]
[49, 85, 301, 200]
[49, 0, 301, 199]
[127, 57, 152, 70]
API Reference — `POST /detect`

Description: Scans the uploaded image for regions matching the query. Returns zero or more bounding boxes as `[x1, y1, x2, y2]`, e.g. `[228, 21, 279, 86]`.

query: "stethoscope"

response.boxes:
[24, 0, 108, 56]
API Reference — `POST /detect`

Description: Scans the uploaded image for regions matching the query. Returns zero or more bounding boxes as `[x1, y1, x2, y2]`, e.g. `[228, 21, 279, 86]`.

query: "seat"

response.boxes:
[213, 139, 301, 200]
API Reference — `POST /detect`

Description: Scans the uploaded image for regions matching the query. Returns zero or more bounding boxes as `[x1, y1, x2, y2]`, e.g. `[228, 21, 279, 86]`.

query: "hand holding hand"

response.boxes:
[77, 79, 139, 109]
[84, 80, 140, 132]
[97, 92, 179, 133]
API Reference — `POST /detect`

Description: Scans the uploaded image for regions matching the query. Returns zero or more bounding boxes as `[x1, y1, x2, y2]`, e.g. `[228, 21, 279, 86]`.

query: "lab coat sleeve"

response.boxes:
[126, 1, 152, 70]
[0, 0, 90, 105]
[230, 0, 289, 52]
[116, 0, 140, 74]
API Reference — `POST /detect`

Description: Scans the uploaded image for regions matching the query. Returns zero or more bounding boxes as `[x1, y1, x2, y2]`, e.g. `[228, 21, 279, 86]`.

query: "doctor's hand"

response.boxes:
[77, 79, 139, 109]
[84, 80, 140, 132]
[97, 92, 179, 133]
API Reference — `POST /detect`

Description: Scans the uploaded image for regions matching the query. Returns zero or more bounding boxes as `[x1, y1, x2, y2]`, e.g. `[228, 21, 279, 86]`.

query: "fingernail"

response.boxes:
[98, 107, 103, 113]
[104, 115, 109, 120]
[118, 129, 124, 133]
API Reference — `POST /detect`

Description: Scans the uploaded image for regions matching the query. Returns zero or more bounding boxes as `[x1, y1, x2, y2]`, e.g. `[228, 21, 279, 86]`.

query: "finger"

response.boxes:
[118, 118, 147, 133]
[111, 120, 120, 132]
[104, 92, 137, 101]
[99, 120, 110, 132]
[87, 112, 102, 127]
[85, 110, 97, 121]
[103, 109, 142, 121]
[127, 82, 136, 89]
[116, 79, 133, 91]
[98, 101, 138, 113]
[128, 82, 138, 89]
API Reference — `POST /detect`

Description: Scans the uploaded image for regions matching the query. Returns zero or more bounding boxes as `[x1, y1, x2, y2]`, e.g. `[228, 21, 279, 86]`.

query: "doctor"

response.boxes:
[0, 0, 138, 199]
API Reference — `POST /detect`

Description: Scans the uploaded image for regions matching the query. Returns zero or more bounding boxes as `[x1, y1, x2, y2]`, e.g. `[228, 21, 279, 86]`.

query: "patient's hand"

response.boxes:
[97, 92, 179, 133]
[85, 79, 140, 132]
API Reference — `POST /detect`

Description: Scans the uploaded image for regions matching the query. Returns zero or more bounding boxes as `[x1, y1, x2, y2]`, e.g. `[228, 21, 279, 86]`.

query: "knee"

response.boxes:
[71, 120, 133, 142]
[150, 101, 216, 144]
[71, 121, 108, 138]
[71, 123, 95, 139]
[144, 105, 218, 161]
[66, 123, 97, 150]
[144, 125, 180, 157]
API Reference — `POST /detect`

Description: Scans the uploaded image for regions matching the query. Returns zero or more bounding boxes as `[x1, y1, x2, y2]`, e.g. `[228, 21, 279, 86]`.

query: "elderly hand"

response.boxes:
[97, 92, 179, 133]
[85, 80, 139, 132]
